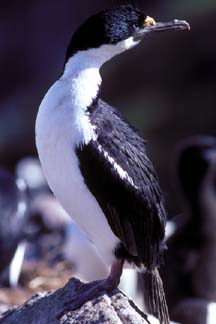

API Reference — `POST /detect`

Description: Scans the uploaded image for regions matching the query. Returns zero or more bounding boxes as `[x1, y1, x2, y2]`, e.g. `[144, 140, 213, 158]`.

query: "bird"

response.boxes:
[161, 135, 216, 321]
[0, 167, 29, 287]
[16, 157, 49, 197]
[35, 5, 189, 323]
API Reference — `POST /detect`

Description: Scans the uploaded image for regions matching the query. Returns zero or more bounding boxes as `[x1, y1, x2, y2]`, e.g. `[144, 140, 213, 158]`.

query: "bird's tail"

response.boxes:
[143, 268, 169, 324]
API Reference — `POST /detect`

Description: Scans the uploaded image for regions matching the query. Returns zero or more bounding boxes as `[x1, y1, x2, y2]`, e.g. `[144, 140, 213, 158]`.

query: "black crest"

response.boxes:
[65, 5, 146, 60]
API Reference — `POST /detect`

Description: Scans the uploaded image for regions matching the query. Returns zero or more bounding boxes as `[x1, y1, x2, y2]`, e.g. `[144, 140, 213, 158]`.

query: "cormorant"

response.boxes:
[36, 5, 189, 323]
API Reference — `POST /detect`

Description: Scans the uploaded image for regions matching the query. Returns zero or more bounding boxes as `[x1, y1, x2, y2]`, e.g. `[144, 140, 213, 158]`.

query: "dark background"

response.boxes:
[1, 0, 216, 216]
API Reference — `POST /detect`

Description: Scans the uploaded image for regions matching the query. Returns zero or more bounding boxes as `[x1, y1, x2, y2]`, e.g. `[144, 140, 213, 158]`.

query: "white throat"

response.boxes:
[62, 51, 102, 113]
[63, 36, 138, 77]
[61, 36, 139, 110]
[36, 37, 139, 147]
[36, 51, 102, 149]
[57, 37, 139, 145]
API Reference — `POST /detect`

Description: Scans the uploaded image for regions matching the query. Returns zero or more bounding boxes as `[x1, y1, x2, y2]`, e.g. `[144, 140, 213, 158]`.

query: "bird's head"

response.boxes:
[177, 136, 216, 203]
[65, 5, 189, 65]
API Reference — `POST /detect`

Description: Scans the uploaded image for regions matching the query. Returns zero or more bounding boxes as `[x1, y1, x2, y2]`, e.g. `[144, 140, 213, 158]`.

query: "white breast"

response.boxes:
[63, 221, 109, 281]
[36, 52, 121, 268]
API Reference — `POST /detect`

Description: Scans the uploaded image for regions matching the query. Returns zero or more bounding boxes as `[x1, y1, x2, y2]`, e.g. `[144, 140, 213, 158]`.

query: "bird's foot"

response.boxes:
[104, 258, 124, 290]
[57, 259, 124, 319]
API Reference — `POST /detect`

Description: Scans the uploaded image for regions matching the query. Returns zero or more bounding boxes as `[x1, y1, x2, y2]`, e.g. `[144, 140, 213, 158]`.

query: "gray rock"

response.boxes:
[0, 278, 154, 324]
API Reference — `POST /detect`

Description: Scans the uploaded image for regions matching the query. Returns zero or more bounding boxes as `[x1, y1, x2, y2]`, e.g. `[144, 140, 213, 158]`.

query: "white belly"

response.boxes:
[35, 81, 120, 268]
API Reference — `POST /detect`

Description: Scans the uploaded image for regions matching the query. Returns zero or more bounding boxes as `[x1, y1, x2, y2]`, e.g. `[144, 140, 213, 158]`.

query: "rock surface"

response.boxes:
[0, 278, 156, 324]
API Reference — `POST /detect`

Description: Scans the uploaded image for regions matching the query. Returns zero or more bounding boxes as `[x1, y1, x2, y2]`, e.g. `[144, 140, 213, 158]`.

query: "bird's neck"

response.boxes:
[38, 46, 129, 146]
[61, 43, 131, 111]
[54, 49, 115, 146]
[63, 42, 131, 79]
[61, 51, 104, 113]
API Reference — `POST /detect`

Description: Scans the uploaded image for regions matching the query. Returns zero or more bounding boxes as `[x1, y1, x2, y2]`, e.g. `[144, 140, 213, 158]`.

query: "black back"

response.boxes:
[77, 99, 166, 270]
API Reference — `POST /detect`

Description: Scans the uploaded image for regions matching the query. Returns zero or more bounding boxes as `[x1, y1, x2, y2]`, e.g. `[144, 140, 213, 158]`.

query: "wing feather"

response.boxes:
[77, 99, 166, 269]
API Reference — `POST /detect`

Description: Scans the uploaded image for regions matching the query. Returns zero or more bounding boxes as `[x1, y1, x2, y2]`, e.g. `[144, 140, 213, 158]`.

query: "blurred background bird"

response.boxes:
[0, 168, 29, 287]
[161, 136, 216, 324]
[0, 158, 146, 314]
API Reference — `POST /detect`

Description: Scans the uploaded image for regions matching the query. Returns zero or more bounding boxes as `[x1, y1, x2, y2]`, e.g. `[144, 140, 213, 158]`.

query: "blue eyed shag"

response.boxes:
[35, 5, 189, 323]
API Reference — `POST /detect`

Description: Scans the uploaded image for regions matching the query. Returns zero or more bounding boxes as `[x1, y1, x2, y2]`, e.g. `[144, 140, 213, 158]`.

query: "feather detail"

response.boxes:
[143, 269, 170, 324]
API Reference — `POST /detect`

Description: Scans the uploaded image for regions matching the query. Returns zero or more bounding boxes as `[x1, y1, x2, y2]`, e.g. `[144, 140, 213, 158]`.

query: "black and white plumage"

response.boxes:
[35, 5, 189, 323]
[77, 99, 166, 268]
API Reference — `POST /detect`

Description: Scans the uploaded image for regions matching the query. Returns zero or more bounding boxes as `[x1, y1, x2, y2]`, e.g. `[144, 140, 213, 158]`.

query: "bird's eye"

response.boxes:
[144, 16, 156, 27]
